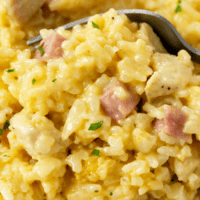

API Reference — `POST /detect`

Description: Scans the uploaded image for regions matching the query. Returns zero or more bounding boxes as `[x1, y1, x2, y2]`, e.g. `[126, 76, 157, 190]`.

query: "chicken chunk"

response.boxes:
[138, 23, 167, 53]
[145, 51, 193, 100]
[9, 110, 68, 159]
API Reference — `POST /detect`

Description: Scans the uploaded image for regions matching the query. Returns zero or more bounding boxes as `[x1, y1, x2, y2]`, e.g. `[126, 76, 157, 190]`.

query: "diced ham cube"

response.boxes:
[7, 0, 47, 23]
[154, 105, 191, 142]
[100, 81, 140, 120]
[34, 32, 66, 61]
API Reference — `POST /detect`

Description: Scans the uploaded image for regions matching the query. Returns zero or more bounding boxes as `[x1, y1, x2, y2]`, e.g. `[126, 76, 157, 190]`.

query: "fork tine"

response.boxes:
[27, 35, 43, 46]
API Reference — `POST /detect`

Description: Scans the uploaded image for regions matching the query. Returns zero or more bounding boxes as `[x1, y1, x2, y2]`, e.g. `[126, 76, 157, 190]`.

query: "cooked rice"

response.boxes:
[0, 0, 200, 200]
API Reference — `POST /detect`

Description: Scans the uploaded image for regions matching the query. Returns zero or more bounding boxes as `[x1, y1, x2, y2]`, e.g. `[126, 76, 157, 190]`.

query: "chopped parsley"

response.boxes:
[3, 120, 10, 129]
[92, 21, 99, 29]
[174, 0, 182, 13]
[38, 43, 44, 56]
[110, 192, 113, 196]
[3, 155, 10, 157]
[92, 149, 100, 156]
[52, 79, 56, 82]
[0, 120, 10, 136]
[6, 69, 15, 73]
[88, 121, 103, 131]
[32, 78, 36, 85]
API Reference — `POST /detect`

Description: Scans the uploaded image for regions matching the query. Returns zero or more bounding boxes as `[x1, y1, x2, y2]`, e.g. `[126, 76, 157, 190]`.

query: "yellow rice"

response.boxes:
[0, 0, 200, 200]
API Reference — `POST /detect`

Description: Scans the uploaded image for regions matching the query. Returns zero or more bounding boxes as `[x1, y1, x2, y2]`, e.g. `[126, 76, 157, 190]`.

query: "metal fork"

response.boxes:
[27, 9, 200, 64]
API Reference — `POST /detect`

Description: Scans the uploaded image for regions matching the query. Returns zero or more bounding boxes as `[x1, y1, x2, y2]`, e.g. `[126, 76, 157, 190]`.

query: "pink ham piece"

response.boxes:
[34, 32, 66, 61]
[7, 0, 47, 23]
[154, 105, 191, 142]
[100, 81, 140, 120]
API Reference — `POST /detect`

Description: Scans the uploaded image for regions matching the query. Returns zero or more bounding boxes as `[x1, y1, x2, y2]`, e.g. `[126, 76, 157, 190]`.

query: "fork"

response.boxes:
[27, 9, 200, 64]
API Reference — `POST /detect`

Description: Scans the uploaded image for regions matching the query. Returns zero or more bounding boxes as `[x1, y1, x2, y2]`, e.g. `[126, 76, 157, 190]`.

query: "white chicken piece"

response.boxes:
[5, 0, 47, 23]
[9, 110, 68, 159]
[137, 23, 167, 53]
[145, 50, 193, 100]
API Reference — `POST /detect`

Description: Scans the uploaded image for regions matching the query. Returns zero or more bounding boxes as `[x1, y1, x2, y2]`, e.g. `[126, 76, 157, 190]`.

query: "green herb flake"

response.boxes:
[88, 121, 103, 131]
[6, 69, 15, 73]
[52, 79, 56, 82]
[92, 21, 99, 29]
[38, 43, 44, 56]
[3, 155, 10, 157]
[92, 149, 100, 156]
[175, 0, 182, 13]
[3, 120, 10, 129]
[32, 78, 36, 85]
[110, 192, 113, 196]
[0, 120, 11, 136]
